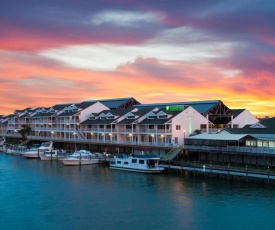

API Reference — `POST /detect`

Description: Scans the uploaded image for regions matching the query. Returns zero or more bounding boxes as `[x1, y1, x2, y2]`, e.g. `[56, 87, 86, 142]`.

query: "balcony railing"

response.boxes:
[184, 145, 275, 155]
[3, 134, 175, 147]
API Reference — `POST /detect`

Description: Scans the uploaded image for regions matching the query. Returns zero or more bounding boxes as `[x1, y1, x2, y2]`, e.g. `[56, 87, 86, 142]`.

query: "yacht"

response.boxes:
[109, 154, 164, 173]
[22, 142, 53, 159]
[61, 150, 101, 166]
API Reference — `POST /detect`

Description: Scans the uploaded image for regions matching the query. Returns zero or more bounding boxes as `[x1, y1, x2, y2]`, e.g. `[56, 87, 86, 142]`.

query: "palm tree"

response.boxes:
[18, 124, 32, 141]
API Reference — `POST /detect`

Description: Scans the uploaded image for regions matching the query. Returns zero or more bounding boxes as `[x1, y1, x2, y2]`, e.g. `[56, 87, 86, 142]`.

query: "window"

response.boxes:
[148, 115, 156, 119]
[117, 161, 121, 164]
[139, 160, 145, 164]
[176, 125, 181, 130]
[174, 137, 178, 144]
[158, 114, 167, 119]
[132, 159, 137, 163]
[124, 162, 128, 165]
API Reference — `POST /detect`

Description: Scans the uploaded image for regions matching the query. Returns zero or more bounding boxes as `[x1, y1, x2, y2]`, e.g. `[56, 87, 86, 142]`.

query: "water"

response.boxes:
[1, 154, 275, 230]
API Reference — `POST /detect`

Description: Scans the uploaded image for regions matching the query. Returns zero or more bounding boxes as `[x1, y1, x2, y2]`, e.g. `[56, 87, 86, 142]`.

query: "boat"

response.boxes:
[12, 145, 28, 156]
[22, 142, 53, 159]
[40, 149, 67, 161]
[0, 137, 6, 152]
[109, 153, 164, 173]
[61, 150, 101, 166]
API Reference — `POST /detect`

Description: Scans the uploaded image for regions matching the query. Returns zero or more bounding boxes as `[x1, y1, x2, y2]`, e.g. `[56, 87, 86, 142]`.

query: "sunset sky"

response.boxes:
[1, 0, 275, 117]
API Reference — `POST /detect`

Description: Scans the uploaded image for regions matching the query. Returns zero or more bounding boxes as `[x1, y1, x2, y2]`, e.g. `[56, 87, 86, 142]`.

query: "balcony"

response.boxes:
[184, 145, 275, 155]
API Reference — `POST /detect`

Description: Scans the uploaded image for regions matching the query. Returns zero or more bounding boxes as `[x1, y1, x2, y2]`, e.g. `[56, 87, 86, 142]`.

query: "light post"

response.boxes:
[161, 134, 164, 145]
[129, 134, 132, 144]
[151, 134, 154, 145]
[109, 133, 112, 143]
[73, 132, 76, 150]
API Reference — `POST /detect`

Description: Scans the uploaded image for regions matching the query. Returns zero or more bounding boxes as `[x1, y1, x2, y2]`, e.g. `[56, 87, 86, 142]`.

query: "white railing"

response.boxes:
[12, 135, 176, 147]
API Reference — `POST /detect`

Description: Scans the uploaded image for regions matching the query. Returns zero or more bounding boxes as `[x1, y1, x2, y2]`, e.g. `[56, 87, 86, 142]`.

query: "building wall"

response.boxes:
[172, 107, 208, 145]
[232, 110, 259, 128]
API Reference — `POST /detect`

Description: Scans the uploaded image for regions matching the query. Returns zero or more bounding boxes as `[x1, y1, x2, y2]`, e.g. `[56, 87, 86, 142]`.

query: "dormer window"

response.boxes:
[249, 123, 267, 129]
[126, 112, 135, 119]
[99, 113, 105, 120]
[48, 108, 55, 113]
[106, 112, 114, 119]
[89, 114, 96, 120]
[147, 112, 156, 119]
[67, 105, 78, 112]
[157, 111, 168, 119]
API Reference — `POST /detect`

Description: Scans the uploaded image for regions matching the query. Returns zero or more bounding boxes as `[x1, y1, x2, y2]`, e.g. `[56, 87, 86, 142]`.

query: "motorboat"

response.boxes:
[109, 154, 164, 173]
[22, 142, 53, 159]
[12, 145, 27, 156]
[0, 137, 6, 152]
[40, 149, 67, 161]
[61, 150, 100, 166]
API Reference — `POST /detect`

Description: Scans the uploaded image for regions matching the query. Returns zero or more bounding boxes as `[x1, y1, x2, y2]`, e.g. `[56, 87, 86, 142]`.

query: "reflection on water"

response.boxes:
[1, 154, 275, 230]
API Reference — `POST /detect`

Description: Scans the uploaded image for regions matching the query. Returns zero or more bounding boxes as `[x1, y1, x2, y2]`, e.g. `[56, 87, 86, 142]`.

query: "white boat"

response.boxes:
[12, 145, 27, 156]
[109, 154, 164, 173]
[22, 142, 53, 159]
[61, 150, 100, 166]
[0, 137, 6, 152]
[40, 149, 67, 161]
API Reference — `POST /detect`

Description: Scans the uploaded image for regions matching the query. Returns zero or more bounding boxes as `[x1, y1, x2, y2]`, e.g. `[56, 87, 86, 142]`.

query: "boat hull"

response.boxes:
[62, 159, 99, 166]
[110, 166, 164, 173]
[40, 155, 59, 161]
[21, 153, 40, 159]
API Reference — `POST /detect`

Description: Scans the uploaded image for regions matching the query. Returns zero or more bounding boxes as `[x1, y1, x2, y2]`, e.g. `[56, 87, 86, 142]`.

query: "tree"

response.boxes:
[194, 129, 201, 135]
[18, 124, 32, 140]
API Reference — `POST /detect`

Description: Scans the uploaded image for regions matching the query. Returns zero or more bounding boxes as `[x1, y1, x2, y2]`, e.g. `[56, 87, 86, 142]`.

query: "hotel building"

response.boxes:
[0, 97, 258, 156]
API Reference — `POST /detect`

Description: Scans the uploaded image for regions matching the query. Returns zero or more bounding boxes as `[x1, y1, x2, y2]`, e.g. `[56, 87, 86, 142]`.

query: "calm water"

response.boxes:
[1, 154, 275, 230]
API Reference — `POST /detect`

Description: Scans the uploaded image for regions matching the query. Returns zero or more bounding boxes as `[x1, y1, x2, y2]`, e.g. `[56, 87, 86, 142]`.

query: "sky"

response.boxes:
[1, 0, 275, 117]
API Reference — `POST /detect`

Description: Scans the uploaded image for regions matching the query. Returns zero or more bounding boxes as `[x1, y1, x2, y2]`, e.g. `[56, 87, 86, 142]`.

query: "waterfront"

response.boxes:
[1, 154, 275, 230]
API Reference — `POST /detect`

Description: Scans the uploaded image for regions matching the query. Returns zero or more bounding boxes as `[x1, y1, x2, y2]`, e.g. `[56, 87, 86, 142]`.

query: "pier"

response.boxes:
[162, 162, 275, 184]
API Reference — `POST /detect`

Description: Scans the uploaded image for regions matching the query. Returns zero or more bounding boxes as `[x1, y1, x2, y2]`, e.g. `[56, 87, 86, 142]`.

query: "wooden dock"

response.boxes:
[161, 163, 275, 183]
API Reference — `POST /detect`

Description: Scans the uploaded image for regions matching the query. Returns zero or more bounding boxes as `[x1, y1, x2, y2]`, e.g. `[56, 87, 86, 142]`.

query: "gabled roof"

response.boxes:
[82, 97, 140, 110]
[52, 103, 73, 111]
[186, 133, 256, 141]
[116, 108, 155, 125]
[81, 108, 133, 125]
[232, 109, 245, 118]
[137, 110, 182, 125]
[224, 117, 275, 135]
[134, 100, 223, 114]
